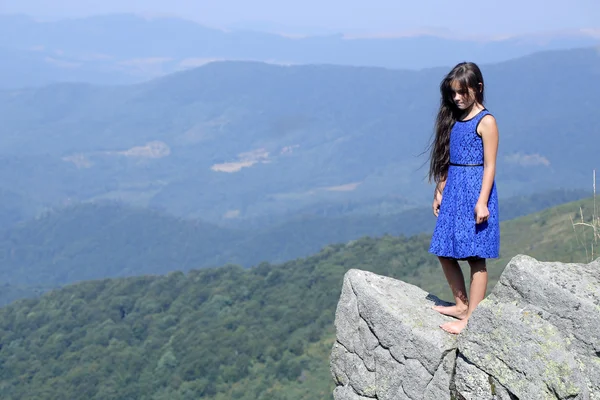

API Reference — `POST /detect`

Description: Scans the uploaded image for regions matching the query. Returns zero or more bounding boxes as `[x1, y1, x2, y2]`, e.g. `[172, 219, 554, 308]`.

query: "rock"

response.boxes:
[333, 385, 374, 400]
[330, 255, 600, 399]
[458, 255, 600, 399]
[330, 269, 458, 400]
[426, 348, 459, 398]
[454, 353, 514, 400]
[330, 341, 376, 397]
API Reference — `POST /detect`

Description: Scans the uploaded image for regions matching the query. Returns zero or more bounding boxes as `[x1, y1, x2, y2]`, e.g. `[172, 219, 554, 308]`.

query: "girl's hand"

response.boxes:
[474, 202, 489, 224]
[432, 190, 442, 217]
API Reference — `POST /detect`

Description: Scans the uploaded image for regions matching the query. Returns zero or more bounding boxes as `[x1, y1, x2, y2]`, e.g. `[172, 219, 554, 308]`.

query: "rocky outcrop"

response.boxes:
[457, 255, 600, 399]
[330, 268, 458, 399]
[330, 255, 600, 399]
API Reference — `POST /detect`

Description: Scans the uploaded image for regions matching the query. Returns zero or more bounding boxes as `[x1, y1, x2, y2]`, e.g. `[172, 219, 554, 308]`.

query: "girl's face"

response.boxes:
[450, 80, 477, 110]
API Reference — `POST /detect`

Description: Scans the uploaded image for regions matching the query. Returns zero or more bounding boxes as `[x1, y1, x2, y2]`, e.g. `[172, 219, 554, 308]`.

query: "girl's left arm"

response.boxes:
[477, 115, 499, 206]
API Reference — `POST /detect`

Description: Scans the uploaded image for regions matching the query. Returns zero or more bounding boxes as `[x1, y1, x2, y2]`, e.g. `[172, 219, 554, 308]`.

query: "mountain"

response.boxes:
[0, 283, 46, 307]
[0, 202, 243, 286]
[0, 196, 595, 399]
[0, 189, 590, 292]
[0, 46, 138, 89]
[0, 188, 39, 229]
[0, 47, 598, 224]
[0, 14, 598, 87]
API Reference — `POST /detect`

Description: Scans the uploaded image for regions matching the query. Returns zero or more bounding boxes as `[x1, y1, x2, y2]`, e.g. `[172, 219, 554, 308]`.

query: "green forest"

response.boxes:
[0, 188, 587, 297]
[0, 196, 596, 399]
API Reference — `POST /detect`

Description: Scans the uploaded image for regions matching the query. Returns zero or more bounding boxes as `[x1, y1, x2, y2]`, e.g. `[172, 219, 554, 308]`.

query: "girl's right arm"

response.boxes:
[433, 177, 446, 216]
[435, 179, 446, 197]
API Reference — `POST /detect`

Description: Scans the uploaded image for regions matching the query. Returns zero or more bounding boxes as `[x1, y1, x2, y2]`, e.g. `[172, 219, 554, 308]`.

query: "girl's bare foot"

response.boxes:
[432, 305, 468, 320]
[440, 319, 468, 335]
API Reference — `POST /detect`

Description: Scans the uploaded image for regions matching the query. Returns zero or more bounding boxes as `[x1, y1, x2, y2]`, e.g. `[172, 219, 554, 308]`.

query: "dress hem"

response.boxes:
[428, 250, 500, 261]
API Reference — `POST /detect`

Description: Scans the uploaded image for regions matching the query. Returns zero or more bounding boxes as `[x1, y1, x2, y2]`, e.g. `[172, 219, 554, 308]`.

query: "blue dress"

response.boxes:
[429, 109, 500, 260]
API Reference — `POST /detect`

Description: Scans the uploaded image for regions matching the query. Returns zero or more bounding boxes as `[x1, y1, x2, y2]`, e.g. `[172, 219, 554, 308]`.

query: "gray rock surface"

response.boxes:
[331, 255, 600, 400]
[330, 269, 458, 400]
[458, 255, 600, 400]
[454, 353, 514, 400]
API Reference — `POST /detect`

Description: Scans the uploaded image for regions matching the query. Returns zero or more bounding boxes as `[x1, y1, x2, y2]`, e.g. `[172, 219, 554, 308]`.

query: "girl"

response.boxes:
[427, 62, 500, 335]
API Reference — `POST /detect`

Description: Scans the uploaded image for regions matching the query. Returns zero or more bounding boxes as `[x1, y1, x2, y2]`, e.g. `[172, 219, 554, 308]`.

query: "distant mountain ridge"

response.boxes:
[0, 47, 598, 224]
[0, 13, 598, 88]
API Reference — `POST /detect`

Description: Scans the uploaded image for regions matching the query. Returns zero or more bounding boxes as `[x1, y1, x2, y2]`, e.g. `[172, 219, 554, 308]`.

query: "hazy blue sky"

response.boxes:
[1, 0, 599, 36]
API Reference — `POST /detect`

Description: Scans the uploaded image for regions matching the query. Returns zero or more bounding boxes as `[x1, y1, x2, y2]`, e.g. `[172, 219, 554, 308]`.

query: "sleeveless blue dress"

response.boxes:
[429, 109, 500, 260]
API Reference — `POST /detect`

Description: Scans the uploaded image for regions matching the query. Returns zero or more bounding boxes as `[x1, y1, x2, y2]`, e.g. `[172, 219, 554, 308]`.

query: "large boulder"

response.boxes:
[330, 269, 458, 399]
[330, 255, 600, 399]
[457, 255, 600, 399]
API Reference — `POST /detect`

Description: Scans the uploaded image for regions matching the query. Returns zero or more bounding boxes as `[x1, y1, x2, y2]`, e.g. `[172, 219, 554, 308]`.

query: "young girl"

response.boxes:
[427, 62, 500, 335]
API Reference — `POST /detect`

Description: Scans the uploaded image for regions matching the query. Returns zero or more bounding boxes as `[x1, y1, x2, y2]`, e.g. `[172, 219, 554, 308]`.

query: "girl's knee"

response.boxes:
[468, 258, 487, 271]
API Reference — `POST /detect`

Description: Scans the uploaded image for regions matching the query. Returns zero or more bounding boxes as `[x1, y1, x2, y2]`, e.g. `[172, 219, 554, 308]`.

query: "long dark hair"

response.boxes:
[427, 62, 485, 183]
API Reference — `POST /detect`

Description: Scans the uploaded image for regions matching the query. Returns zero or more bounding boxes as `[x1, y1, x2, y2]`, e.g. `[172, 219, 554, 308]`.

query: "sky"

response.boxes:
[0, 0, 599, 36]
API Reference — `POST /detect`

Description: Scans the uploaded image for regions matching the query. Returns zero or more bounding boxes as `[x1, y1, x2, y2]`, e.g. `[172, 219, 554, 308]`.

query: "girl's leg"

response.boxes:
[432, 256, 469, 319]
[465, 257, 488, 319]
[440, 258, 488, 334]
